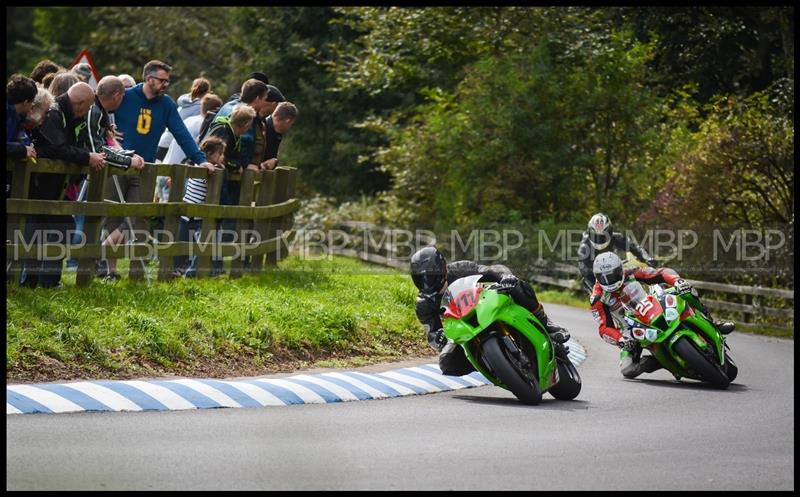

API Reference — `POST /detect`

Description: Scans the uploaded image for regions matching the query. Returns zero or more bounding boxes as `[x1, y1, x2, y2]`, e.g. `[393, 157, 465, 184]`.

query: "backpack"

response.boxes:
[196, 111, 217, 145]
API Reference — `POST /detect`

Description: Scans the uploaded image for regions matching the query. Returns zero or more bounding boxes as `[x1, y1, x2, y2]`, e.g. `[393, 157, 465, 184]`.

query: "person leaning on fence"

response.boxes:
[6, 74, 38, 196]
[22, 82, 103, 288]
[105, 60, 213, 281]
[261, 101, 298, 171]
[208, 79, 271, 176]
[155, 76, 211, 162]
[21, 85, 55, 133]
[206, 103, 257, 276]
[75, 76, 148, 279]
[6, 74, 37, 157]
[171, 135, 226, 278]
[81, 76, 146, 169]
[199, 81, 270, 275]
[29, 59, 62, 85]
[157, 93, 224, 203]
[48, 71, 79, 99]
[114, 60, 212, 165]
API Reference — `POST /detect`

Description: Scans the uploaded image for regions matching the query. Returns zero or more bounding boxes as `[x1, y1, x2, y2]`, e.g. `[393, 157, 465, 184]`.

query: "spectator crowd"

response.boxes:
[7, 58, 298, 288]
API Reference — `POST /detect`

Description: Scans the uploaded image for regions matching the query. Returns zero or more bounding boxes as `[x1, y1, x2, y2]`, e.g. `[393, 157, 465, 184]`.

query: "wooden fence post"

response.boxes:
[129, 164, 158, 281]
[158, 164, 188, 281]
[266, 167, 297, 266]
[6, 159, 31, 284]
[75, 165, 109, 287]
[249, 170, 277, 273]
[196, 170, 224, 278]
[230, 169, 257, 278]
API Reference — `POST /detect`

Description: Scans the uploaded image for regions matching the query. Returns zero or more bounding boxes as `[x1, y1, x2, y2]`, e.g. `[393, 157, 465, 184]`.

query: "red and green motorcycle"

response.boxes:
[619, 281, 738, 388]
[441, 275, 581, 405]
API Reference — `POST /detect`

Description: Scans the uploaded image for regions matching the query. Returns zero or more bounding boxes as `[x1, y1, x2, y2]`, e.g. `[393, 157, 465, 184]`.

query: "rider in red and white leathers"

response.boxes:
[590, 252, 734, 378]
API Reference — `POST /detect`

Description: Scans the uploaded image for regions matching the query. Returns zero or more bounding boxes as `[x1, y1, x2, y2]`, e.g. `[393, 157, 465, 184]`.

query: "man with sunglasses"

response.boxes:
[410, 246, 570, 376]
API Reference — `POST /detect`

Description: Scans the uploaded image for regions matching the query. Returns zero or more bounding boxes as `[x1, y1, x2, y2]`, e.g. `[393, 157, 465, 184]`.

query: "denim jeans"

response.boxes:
[174, 217, 202, 276]
[66, 214, 85, 268]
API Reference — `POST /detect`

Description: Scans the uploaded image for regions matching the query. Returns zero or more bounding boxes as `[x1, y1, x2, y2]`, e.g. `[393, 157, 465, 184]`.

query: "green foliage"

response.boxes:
[86, 7, 234, 95]
[374, 27, 674, 231]
[638, 80, 794, 285]
[608, 7, 795, 101]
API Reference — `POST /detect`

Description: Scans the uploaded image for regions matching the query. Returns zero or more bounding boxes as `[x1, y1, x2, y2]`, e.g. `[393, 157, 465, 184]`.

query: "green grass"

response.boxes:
[6, 255, 429, 382]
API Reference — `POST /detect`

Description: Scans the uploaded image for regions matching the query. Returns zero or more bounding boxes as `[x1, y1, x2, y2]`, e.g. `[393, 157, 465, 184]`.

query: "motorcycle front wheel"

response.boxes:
[673, 336, 730, 389]
[481, 334, 542, 405]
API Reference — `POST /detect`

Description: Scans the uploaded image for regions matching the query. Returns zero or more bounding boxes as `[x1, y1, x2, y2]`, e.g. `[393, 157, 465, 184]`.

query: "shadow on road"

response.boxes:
[632, 378, 748, 392]
[452, 394, 591, 410]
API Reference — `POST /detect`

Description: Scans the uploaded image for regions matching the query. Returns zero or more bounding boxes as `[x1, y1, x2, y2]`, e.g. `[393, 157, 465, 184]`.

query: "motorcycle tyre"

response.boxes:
[482, 334, 543, 405]
[673, 336, 730, 389]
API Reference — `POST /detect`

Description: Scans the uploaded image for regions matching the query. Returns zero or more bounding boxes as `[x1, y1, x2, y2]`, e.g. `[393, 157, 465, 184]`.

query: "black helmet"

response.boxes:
[587, 212, 613, 250]
[410, 246, 447, 297]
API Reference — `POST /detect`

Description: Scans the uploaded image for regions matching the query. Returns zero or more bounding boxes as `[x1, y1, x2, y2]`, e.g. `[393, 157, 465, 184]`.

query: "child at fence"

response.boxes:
[172, 136, 226, 278]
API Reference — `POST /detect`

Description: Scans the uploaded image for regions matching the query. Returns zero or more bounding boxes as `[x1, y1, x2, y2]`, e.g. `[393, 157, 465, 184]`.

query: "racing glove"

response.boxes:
[674, 278, 696, 296]
[498, 274, 519, 288]
[618, 337, 638, 352]
[427, 328, 448, 352]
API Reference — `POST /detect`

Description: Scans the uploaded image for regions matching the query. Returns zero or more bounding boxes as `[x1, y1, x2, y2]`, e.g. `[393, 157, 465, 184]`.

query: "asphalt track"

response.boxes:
[6, 303, 794, 490]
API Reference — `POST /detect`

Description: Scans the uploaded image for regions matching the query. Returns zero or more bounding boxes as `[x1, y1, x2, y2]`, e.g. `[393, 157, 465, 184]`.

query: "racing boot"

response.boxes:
[533, 306, 570, 344]
[620, 347, 662, 379]
[713, 319, 735, 335]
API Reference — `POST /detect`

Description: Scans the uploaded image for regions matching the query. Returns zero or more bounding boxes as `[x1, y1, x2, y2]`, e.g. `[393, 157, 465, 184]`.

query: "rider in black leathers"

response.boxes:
[411, 246, 570, 376]
[577, 212, 657, 295]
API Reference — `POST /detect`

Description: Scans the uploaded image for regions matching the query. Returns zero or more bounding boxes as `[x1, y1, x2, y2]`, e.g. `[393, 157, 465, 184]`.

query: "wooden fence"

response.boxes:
[326, 222, 793, 333]
[6, 158, 300, 286]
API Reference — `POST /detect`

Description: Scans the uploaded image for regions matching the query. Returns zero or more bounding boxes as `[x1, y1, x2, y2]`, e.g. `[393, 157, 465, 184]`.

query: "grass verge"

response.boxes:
[7, 255, 432, 383]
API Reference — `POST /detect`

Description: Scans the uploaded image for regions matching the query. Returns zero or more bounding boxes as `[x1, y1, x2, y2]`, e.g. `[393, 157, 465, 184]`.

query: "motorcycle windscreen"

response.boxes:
[442, 274, 484, 320]
[621, 281, 663, 323]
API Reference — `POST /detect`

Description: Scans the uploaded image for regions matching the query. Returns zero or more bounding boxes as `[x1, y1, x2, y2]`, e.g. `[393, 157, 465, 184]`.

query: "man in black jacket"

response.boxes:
[576, 212, 657, 295]
[20, 82, 104, 287]
[410, 246, 570, 376]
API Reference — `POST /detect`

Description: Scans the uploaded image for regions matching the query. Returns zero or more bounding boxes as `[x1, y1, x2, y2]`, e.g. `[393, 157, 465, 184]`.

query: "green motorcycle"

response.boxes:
[618, 281, 738, 388]
[441, 275, 581, 405]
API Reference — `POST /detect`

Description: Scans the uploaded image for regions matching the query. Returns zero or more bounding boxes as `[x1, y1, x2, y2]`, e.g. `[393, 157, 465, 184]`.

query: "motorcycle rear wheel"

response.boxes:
[482, 334, 542, 405]
[673, 336, 730, 389]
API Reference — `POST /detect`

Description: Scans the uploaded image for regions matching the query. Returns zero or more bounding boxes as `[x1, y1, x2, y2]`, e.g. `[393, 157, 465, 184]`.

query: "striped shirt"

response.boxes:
[182, 176, 207, 222]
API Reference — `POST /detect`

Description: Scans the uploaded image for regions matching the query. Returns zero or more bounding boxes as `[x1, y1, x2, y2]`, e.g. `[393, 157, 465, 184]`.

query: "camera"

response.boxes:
[101, 145, 136, 169]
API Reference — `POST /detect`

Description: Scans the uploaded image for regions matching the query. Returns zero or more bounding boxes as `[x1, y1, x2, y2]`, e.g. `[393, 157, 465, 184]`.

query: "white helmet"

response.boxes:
[593, 252, 624, 292]
[587, 213, 613, 250]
